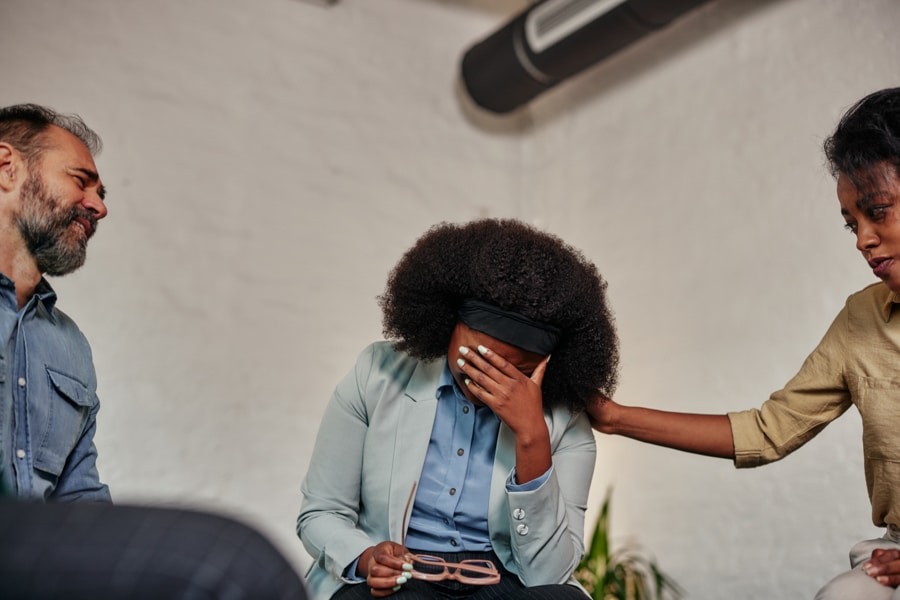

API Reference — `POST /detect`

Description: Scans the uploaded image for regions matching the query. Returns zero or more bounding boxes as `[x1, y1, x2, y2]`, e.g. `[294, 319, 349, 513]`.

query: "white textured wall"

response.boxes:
[1, 0, 898, 598]
[526, 1, 898, 597]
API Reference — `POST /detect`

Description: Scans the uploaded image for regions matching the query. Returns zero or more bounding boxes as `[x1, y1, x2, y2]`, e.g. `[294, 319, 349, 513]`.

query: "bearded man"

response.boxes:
[0, 104, 110, 501]
[0, 105, 315, 600]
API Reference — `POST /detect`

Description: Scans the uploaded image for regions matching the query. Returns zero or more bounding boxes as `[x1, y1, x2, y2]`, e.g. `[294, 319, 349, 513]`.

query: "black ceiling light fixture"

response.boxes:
[460, 0, 715, 114]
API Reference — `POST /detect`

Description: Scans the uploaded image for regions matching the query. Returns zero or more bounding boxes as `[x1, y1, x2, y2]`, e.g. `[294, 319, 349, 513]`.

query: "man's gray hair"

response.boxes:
[0, 104, 102, 167]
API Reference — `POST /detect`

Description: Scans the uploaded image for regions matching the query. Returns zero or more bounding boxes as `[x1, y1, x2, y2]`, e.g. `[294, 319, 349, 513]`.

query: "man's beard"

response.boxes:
[16, 172, 98, 276]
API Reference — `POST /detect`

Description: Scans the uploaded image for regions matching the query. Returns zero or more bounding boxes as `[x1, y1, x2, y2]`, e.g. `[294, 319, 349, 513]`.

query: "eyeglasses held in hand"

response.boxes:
[401, 481, 501, 586]
[407, 554, 501, 585]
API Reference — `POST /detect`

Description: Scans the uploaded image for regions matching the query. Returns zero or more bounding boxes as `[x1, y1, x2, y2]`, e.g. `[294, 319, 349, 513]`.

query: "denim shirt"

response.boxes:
[0, 275, 110, 501]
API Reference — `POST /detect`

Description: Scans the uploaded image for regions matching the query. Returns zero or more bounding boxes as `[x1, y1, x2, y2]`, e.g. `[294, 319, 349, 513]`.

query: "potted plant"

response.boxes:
[575, 488, 684, 600]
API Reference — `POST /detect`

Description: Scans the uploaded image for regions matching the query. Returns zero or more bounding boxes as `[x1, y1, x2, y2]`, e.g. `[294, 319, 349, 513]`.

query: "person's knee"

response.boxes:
[815, 567, 893, 600]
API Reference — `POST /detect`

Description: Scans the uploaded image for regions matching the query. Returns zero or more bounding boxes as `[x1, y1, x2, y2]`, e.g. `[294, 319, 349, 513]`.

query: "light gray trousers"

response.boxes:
[816, 526, 900, 600]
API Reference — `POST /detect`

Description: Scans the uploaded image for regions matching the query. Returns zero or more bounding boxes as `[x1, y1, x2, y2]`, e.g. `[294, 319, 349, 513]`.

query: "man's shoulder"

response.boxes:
[41, 303, 90, 342]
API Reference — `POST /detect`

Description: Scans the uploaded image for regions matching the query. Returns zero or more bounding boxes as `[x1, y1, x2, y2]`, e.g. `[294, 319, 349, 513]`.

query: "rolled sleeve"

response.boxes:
[729, 302, 854, 468]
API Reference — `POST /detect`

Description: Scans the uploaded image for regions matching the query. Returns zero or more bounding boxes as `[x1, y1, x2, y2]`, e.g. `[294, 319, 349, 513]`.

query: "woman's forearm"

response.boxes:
[590, 399, 735, 459]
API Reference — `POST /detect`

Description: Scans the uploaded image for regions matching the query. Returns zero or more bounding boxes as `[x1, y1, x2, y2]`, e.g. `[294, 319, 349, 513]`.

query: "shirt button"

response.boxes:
[450, 539, 458, 547]
[457, 448, 464, 456]
[17, 377, 25, 387]
[513, 508, 526, 520]
[462, 406, 470, 414]
[516, 524, 529, 536]
[15, 449, 25, 459]
[449, 488, 457, 496]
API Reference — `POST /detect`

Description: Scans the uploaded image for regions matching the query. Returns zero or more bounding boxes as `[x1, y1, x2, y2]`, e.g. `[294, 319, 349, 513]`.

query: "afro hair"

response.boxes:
[378, 218, 618, 412]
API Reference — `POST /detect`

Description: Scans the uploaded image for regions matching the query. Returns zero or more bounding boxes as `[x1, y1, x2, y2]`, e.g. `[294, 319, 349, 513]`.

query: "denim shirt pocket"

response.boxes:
[33, 368, 95, 477]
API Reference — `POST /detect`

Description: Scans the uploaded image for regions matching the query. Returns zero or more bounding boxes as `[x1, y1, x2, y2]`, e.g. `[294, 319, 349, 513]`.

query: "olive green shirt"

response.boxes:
[728, 281, 900, 528]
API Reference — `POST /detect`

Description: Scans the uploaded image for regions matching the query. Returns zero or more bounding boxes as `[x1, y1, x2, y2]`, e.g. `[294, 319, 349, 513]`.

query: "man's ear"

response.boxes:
[0, 143, 22, 193]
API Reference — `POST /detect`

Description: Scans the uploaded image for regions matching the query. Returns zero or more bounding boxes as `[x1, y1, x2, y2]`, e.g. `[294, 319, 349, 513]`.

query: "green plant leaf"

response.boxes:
[575, 487, 684, 600]
[583, 486, 612, 564]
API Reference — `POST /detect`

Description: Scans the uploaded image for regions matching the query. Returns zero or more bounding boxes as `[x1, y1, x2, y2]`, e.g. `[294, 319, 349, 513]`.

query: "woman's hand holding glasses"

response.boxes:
[359, 540, 414, 597]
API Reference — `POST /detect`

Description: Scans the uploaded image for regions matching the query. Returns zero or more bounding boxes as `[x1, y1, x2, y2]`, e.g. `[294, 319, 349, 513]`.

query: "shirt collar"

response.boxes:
[0, 274, 58, 313]
[437, 362, 456, 397]
[881, 289, 900, 322]
[34, 277, 58, 311]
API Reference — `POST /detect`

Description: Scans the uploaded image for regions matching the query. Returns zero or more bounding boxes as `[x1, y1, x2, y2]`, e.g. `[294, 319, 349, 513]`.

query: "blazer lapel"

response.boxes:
[388, 356, 443, 542]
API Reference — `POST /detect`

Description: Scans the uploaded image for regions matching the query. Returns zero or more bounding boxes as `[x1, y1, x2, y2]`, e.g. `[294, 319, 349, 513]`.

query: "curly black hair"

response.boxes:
[378, 218, 619, 412]
[824, 87, 900, 188]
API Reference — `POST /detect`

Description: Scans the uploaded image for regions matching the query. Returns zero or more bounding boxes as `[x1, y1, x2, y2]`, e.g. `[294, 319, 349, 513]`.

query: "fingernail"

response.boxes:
[402, 563, 413, 571]
[464, 378, 471, 386]
[863, 562, 872, 574]
[393, 585, 401, 591]
[459, 346, 469, 355]
[396, 575, 408, 584]
[457, 358, 465, 368]
[477, 345, 488, 354]
[878, 576, 889, 584]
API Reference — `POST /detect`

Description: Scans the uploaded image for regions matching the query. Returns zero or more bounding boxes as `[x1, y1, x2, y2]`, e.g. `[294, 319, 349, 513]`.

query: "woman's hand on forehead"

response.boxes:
[456, 343, 549, 434]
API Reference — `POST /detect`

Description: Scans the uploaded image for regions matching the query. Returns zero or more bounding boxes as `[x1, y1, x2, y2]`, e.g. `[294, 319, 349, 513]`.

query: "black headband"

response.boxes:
[458, 299, 561, 355]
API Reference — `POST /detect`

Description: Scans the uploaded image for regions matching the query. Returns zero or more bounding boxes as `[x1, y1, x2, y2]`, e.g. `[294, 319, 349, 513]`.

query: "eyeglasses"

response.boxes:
[401, 481, 501, 586]
[407, 554, 501, 585]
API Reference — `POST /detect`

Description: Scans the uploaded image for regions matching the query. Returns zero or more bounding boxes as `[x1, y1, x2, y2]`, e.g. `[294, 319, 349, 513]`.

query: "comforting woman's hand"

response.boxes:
[457, 344, 548, 438]
[358, 541, 414, 597]
[586, 394, 617, 434]
[864, 548, 900, 587]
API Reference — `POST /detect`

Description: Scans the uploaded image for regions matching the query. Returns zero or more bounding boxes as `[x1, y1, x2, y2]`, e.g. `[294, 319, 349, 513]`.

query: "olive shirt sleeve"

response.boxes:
[728, 294, 860, 468]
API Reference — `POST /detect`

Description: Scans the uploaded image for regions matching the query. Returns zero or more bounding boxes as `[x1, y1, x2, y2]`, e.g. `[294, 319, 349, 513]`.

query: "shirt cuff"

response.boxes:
[342, 556, 366, 583]
[507, 465, 553, 491]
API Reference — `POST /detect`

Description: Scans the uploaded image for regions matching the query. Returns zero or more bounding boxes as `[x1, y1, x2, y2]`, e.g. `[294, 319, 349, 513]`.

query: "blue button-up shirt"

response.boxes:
[0, 275, 110, 501]
[343, 361, 552, 580]
[404, 365, 548, 552]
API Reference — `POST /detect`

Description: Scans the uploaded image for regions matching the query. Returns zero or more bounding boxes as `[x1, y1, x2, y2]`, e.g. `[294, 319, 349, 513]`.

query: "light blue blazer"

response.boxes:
[297, 342, 596, 600]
